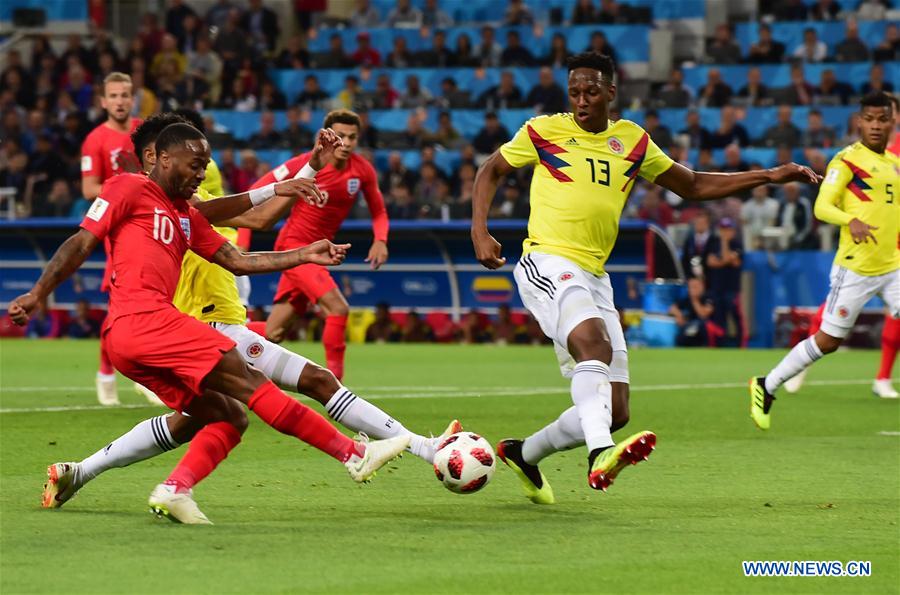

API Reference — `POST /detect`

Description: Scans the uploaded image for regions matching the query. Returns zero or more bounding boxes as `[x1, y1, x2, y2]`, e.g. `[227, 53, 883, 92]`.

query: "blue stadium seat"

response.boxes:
[0, 0, 86, 21]
[733, 21, 891, 57]
[680, 63, 895, 94]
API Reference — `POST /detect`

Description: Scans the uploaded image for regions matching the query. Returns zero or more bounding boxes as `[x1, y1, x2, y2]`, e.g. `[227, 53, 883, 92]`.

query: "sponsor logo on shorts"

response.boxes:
[247, 342, 264, 358]
[837, 306, 849, 318]
[558, 272, 574, 282]
[607, 137, 624, 154]
[347, 177, 360, 195]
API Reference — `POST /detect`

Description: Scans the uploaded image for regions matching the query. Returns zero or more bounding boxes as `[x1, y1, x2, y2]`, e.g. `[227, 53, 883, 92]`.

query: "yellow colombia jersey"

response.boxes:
[500, 114, 674, 276]
[201, 158, 224, 197]
[815, 142, 900, 276]
[172, 164, 246, 325]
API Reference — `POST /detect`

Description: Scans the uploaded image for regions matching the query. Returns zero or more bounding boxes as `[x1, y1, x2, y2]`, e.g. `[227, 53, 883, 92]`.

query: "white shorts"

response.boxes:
[821, 265, 900, 339]
[211, 322, 309, 390]
[514, 251, 628, 382]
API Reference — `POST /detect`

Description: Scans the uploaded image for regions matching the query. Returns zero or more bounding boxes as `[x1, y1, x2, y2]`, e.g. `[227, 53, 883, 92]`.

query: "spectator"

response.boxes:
[335, 75, 361, 111]
[68, 299, 100, 338]
[834, 19, 870, 62]
[707, 24, 742, 64]
[669, 278, 714, 347]
[241, 0, 279, 54]
[64, 64, 93, 112]
[656, 68, 694, 108]
[258, 80, 287, 111]
[587, 31, 618, 65]
[475, 26, 503, 67]
[814, 68, 854, 105]
[282, 106, 314, 150]
[809, 0, 841, 20]
[386, 182, 421, 220]
[432, 77, 467, 109]
[177, 13, 202, 54]
[737, 67, 770, 106]
[414, 162, 444, 216]
[350, 0, 381, 28]
[491, 178, 529, 218]
[386, 36, 414, 68]
[366, 302, 401, 343]
[681, 209, 713, 279]
[679, 109, 712, 149]
[543, 33, 571, 69]
[219, 78, 257, 111]
[398, 75, 433, 109]
[640, 111, 670, 148]
[454, 33, 480, 67]
[416, 30, 456, 67]
[572, 0, 597, 24]
[741, 185, 780, 249]
[401, 113, 427, 149]
[839, 113, 860, 146]
[24, 133, 65, 206]
[206, 0, 236, 31]
[873, 24, 899, 62]
[860, 63, 895, 95]
[478, 71, 523, 110]
[357, 110, 379, 149]
[248, 111, 283, 149]
[473, 112, 512, 155]
[186, 36, 223, 105]
[351, 32, 382, 67]
[373, 73, 399, 109]
[295, 75, 330, 110]
[721, 144, 750, 174]
[709, 106, 749, 149]
[598, 0, 631, 24]
[150, 33, 187, 82]
[760, 105, 802, 148]
[501, 30, 536, 67]
[493, 304, 523, 345]
[130, 70, 158, 118]
[526, 67, 566, 114]
[774, 0, 807, 20]
[698, 68, 733, 108]
[776, 182, 814, 249]
[460, 309, 492, 343]
[428, 111, 464, 149]
[745, 24, 786, 63]
[791, 28, 828, 62]
[402, 310, 434, 342]
[165, 0, 196, 42]
[25, 301, 61, 338]
[137, 13, 164, 59]
[381, 151, 418, 192]
[388, 0, 423, 28]
[784, 64, 815, 106]
[637, 186, 673, 226]
[856, 0, 887, 20]
[705, 217, 744, 347]
[29, 36, 55, 79]
[41, 179, 75, 218]
[802, 109, 836, 147]
[315, 34, 353, 69]
[422, 0, 454, 28]
[213, 9, 249, 70]
[505, 0, 534, 25]
[276, 35, 311, 69]
[229, 149, 260, 193]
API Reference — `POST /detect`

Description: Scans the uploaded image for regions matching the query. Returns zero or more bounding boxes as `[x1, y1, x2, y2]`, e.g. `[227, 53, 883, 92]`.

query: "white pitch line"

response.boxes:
[877, 431, 900, 436]
[0, 378, 880, 414]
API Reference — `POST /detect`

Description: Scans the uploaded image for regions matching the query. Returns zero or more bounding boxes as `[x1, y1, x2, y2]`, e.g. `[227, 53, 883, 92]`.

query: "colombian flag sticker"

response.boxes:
[472, 276, 514, 303]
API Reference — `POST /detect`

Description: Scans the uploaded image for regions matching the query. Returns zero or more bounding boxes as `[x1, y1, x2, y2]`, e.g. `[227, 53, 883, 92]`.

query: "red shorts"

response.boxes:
[273, 263, 338, 312]
[104, 308, 236, 412]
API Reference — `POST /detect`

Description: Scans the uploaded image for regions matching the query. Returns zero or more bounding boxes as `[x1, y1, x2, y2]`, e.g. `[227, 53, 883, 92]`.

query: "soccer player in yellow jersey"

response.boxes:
[471, 52, 819, 504]
[750, 92, 899, 430]
[43, 114, 458, 510]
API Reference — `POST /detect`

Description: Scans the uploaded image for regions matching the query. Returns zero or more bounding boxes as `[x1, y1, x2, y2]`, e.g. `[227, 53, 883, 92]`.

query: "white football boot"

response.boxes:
[148, 484, 212, 524]
[872, 379, 899, 399]
[134, 383, 166, 406]
[96, 373, 120, 406]
[42, 462, 83, 508]
[345, 434, 410, 483]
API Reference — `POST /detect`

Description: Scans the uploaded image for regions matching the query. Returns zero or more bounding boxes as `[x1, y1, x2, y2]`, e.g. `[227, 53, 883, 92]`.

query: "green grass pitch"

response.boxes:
[1, 340, 898, 594]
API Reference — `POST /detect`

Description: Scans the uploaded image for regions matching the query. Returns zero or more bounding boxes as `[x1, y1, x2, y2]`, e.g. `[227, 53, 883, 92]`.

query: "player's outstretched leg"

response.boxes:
[496, 439, 555, 505]
[784, 304, 825, 394]
[587, 431, 656, 492]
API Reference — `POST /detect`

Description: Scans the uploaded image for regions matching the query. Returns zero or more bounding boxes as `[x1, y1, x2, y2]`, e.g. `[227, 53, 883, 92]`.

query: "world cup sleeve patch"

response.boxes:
[86, 198, 109, 221]
[81, 156, 93, 172]
[274, 164, 290, 181]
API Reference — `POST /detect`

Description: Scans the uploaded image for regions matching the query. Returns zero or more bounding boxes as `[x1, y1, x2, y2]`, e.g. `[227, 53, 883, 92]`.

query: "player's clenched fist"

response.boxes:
[472, 231, 507, 270]
[274, 177, 326, 207]
[300, 239, 351, 266]
[769, 163, 822, 185]
[8, 292, 38, 326]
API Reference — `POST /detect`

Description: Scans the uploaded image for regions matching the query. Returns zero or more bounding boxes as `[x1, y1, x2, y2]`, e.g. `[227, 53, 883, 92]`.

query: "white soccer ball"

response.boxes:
[433, 432, 496, 494]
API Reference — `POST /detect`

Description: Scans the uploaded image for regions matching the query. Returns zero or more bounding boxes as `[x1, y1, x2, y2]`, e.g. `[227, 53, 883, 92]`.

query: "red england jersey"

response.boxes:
[251, 152, 389, 250]
[80, 118, 142, 183]
[80, 174, 228, 325]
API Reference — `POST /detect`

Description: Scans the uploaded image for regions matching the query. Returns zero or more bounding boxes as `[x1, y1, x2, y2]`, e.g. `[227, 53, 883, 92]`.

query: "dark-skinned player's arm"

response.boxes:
[209, 239, 351, 276]
[653, 161, 821, 201]
[471, 150, 519, 270]
[197, 128, 344, 225]
[8, 229, 100, 325]
[361, 163, 389, 270]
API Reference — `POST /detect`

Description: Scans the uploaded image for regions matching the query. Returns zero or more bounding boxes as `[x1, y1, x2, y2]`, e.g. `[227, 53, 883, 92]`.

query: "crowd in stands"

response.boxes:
[0, 0, 896, 255]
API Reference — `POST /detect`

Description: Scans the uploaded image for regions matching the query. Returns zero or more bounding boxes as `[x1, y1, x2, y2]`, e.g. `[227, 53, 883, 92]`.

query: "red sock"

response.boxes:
[165, 422, 242, 493]
[248, 381, 360, 462]
[99, 341, 115, 375]
[246, 321, 268, 338]
[809, 302, 825, 336]
[323, 315, 347, 380]
[877, 316, 900, 380]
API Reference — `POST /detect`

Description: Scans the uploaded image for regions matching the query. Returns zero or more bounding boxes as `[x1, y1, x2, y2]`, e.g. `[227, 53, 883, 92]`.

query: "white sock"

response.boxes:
[324, 387, 432, 462]
[78, 415, 179, 484]
[765, 336, 824, 393]
[522, 406, 584, 465]
[96, 372, 116, 382]
[570, 360, 614, 452]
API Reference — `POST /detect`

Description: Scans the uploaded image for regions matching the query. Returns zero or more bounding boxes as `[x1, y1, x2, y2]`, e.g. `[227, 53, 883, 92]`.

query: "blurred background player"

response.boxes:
[751, 92, 899, 429]
[80, 72, 143, 406]
[247, 109, 388, 381]
[472, 51, 819, 503]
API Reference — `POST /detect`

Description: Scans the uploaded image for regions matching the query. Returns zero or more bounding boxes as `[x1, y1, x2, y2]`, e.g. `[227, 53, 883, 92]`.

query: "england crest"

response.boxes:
[179, 217, 191, 240]
[347, 178, 360, 195]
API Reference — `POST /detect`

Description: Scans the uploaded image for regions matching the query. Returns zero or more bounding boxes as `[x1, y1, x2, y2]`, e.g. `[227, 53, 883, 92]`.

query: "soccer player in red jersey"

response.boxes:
[80, 72, 143, 406]
[248, 109, 388, 381]
[9, 123, 409, 524]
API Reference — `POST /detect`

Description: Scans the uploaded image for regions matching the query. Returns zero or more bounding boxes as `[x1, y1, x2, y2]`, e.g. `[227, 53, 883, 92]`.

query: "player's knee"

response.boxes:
[570, 335, 612, 363]
[168, 413, 205, 443]
[266, 324, 286, 344]
[815, 332, 841, 354]
[298, 364, 340, 404]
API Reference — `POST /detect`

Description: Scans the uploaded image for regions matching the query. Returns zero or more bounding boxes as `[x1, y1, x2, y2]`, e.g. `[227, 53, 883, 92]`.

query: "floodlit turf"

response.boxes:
[1, 340, 898, 594]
